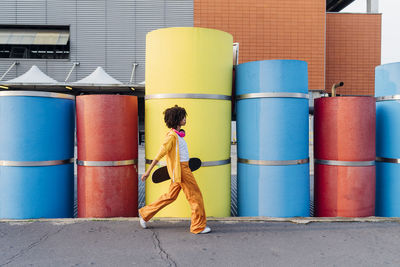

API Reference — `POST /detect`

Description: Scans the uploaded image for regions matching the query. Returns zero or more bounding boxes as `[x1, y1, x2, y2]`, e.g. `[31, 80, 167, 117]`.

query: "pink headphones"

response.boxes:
[174, 129, 185, 137]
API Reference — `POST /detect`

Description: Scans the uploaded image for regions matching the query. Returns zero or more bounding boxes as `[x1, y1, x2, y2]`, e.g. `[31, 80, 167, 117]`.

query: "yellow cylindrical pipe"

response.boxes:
[145, 27, 233, 217]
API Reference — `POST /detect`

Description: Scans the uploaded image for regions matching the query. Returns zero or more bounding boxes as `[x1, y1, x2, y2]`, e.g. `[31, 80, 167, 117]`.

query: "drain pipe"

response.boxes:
[331, 82, 344, 97]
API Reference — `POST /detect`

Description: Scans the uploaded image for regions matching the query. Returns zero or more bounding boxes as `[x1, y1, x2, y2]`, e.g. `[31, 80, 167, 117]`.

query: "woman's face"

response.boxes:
[180, 116, 186, 126]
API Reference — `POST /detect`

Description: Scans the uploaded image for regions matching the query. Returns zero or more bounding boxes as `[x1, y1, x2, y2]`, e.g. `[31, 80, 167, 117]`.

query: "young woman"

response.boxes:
[139, 105, 211, 234]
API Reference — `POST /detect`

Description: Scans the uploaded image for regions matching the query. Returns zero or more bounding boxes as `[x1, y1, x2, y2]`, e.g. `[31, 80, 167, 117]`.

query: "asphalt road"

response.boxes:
[1, 218, 400, 266]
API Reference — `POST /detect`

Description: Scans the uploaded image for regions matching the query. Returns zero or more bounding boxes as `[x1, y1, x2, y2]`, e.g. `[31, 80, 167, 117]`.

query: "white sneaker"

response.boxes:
[139, 215, 147, 229]
[199, 226, 211, 234]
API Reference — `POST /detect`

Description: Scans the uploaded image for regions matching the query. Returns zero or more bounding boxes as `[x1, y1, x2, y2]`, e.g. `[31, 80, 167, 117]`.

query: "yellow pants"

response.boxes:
[139, 162, 207, 234]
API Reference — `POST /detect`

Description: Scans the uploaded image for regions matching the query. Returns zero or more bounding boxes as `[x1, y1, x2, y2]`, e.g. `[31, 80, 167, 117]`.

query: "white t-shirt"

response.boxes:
[177, 135, 189, 162]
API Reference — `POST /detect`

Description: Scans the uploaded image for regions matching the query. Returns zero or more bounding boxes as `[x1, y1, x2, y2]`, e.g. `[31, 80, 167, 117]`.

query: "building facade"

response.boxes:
[0, 0, 194, 84]
[0, 0, 381, 95]
[325, 12, 381, 95]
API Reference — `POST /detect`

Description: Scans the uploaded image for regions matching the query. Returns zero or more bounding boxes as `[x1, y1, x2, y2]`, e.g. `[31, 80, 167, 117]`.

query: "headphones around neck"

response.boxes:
[174, 129, 185, 137]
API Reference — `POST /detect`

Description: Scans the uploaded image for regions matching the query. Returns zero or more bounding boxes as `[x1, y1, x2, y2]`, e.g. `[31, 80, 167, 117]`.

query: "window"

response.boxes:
[0, 25, 69, 59]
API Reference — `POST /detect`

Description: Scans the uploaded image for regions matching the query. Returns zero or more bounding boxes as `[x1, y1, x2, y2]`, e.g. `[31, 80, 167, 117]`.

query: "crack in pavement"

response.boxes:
[0, 225, 67, 266]
[0, 229, 6, 237]
[150, 229, 177, 267]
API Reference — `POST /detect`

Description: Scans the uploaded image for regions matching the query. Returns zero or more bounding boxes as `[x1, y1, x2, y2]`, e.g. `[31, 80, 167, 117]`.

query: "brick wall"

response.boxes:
[194, 0, 326, 90]
[326, 13, 381, 95]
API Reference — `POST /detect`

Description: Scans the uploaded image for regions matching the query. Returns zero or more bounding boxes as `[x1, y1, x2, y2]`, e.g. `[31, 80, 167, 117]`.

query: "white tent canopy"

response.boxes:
[73, 66, 122, 85]
[5, 65, 58, 84]
[0, 65, 143, 94]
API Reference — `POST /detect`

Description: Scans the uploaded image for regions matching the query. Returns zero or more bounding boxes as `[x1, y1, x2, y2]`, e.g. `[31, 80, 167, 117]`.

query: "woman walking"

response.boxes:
[139, 105, 211, 234]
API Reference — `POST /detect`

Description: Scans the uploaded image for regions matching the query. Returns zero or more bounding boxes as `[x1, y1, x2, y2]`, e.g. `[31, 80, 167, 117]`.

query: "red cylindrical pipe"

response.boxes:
[314, 97, 375, 217]
[76, 95, 138, 218]
[314, 165, 375, 217]
[314, 97, 375, 161]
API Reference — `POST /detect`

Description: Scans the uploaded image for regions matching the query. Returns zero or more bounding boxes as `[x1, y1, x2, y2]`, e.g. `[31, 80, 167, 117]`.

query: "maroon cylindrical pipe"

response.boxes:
[314, 97, 375, 217]
[76, 95, 138, 218]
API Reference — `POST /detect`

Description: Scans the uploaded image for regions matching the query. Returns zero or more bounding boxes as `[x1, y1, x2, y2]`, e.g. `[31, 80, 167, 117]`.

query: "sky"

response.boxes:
[342, 0, 400, 64]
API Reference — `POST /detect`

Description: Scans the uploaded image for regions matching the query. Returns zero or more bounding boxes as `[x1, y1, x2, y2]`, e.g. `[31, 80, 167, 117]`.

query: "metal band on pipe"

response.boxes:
[201, 158, 231, 167]
[376, 157, 400, 164]
[376, 95, 400, 102]
[0, 158, 74, 167]
[238, 158, 309, 166]
[237, 92, 309, 100]
[145, 93, 231, 101]
[315, 159, 375, 167]
[77, 159, 138, 167]
[145, 158, 231, 167]
[0, 91, 75, 100]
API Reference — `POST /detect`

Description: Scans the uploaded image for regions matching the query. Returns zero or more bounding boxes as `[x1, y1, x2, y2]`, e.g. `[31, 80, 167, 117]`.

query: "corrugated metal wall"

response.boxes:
[77, 1, 106, 80]
[0, 0, 194, 83]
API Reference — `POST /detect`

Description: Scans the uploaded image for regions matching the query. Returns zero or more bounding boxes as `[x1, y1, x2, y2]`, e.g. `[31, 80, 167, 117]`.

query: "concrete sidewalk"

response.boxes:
[1, 217, 400, 266]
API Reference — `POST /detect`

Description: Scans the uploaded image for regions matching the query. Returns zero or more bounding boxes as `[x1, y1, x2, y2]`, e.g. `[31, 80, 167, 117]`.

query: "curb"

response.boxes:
[1, 216, 400, 224]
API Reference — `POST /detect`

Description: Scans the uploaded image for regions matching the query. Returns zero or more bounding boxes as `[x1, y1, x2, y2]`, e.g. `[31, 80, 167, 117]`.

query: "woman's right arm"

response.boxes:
[141, 159, 159, 181]
[141, 135, 174, 181]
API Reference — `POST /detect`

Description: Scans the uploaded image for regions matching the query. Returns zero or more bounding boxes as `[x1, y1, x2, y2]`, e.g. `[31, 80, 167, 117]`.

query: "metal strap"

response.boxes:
[238, 158, 309, 166]
[376, 157, 400, 164]
[237, 92, 309, 100]
[202, 158, 231, 167]
[0, 158, 73, 167]
[145, 93, 231, 100]
[0, 91, 75, 100]
[376, 95, 400, 102]
[77, 159, 138, 167]
[315, 159, 375, 167]
[145, 158, 231, 167]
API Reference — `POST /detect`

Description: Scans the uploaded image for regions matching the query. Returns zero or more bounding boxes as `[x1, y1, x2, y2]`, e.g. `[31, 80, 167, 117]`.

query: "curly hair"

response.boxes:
[163, 105, 187, 129]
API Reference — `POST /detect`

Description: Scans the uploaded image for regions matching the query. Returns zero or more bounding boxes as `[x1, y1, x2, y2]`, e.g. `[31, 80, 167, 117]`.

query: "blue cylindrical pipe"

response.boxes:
[375, 63, 400, 216]
[236, 60, 310, 217]
[0, 91, 75, 219]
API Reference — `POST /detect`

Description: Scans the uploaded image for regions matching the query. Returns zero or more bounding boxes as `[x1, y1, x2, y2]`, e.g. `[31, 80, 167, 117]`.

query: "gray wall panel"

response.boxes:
[16, 0, 46, 24]
[16, 61, 47, 77]
[0, 0, 194, 84]
[76, 0, 106, 80]
[47, 0, 76, 25]
[106, 1, 135, 83]
[135, 0, 165, 83]
[166, 0, 194, 27]
[0, 1, 17, 24]
[46, 61, 74, 82]
[47, 0, 77, 81]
